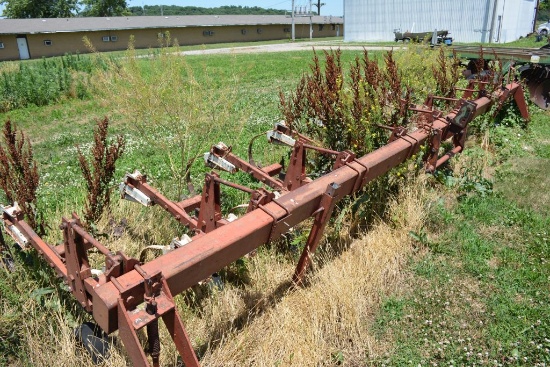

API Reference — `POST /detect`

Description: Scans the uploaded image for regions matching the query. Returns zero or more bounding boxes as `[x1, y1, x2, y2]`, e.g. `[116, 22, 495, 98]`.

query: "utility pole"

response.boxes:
[292, 0, 295, 41]
[314, 1, 325, 15]
[309, 0, 313, 40]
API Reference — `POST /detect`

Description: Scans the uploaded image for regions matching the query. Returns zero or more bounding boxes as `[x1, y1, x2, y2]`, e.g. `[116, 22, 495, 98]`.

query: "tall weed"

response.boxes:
[77, 117, 125, 228]
[0, 119, 42, 232]
[90, 35, 247, 197]
[279, 49, 412, 158]
[278, 48, 430, 233]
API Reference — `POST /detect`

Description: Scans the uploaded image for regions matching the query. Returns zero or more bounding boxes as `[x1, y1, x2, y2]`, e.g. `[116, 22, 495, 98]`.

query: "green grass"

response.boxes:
[372, 111, 550, 366]
[0, 40, 548, 366]
[0, 48, 375, 210]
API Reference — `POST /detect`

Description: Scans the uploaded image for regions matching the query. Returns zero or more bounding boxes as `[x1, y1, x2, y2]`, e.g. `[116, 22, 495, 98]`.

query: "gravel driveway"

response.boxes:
[179, 41, 404, 55]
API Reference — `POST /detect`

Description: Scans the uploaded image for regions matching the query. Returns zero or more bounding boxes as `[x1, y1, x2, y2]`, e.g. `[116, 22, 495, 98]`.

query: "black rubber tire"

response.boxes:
[403, 38, 411, 44]
[74, 322, 110, 364]
[541, 29, 548, 36]
[1, 254, 15, 272]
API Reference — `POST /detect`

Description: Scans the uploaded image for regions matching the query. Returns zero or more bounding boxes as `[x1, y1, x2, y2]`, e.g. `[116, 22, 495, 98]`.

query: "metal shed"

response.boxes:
[344, 0, 538, 43]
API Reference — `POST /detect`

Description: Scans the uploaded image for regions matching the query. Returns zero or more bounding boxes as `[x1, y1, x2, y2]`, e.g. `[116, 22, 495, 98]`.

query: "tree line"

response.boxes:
[128, 5, 287, 17]
[0, 1, 291, 18]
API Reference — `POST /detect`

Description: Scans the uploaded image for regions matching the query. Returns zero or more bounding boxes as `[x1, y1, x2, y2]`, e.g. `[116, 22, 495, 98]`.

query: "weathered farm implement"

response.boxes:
[0, 63, 529, 365]
[394, 29, 452, 45]
[454, 44, 550, 110]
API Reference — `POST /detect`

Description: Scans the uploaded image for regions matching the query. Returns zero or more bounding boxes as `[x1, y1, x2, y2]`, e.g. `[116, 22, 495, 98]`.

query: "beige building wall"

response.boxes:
[0, 23, 343, 61]
[0, 35, 22, 61]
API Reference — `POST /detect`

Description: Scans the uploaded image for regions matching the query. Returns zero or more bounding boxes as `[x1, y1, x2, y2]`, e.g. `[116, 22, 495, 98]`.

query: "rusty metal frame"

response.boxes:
[0, 81, 529, 366]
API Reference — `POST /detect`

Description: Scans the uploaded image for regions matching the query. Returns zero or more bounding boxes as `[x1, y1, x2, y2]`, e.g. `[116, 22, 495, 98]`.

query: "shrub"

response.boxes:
[0, 53, 100, 112]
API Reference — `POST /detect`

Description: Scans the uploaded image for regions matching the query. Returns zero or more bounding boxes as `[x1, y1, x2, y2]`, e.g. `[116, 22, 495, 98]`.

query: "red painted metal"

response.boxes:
[208, 143, 285, 190]
[0, 80, 528, 366]
[93, 82, 526, 333]
[292, 182, 341, 285]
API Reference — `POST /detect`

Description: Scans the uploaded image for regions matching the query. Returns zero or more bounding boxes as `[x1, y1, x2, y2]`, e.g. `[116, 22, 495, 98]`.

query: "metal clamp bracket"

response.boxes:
[267, 121, 297, 147]
[120, 171, 152, 207]
[1, 203, 28, 248]
[203, 142, 237, 173]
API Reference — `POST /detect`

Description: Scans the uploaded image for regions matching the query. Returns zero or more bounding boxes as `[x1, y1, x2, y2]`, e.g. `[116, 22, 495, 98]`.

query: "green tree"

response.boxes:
[538, 0, 550, 21]
[1, 0, 77, 18]
[80, 0, 129, 17]
[127, 5, 286, 16]
[128, 5, 143, 15]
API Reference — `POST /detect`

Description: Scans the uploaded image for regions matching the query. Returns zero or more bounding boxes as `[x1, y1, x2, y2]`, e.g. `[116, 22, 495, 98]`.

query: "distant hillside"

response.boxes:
[128, 5, 290, 16]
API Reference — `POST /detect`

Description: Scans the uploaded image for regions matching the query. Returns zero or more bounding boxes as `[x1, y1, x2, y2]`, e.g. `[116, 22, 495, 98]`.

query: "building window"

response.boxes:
[44, 40, 52, 46]
[283, 28, 291, 33]
[318, 24, 324, 31]
[241, 29, 247, 35]
[158, 32, 165, 39]
[102, 36, 110, 42]
[257, 28, 263, 34]
[110, 36, 118, 42]
[331, 24, 336, 31]
[203, 30, 214, 36]
[0, 42, 4, 49]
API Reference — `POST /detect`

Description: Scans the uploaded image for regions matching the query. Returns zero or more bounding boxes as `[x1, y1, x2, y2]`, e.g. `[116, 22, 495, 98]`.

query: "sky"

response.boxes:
[0, 0, 343, 17]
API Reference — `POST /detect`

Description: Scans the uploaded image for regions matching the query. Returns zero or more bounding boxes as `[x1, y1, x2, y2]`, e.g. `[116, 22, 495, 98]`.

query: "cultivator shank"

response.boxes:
[1, 79, 528, 366]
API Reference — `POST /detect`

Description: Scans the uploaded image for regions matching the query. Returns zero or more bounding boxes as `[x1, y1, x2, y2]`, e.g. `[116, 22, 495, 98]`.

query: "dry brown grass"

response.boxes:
[10, 174, 431, 366]
[184, 176, 431, 366]
[13, 313, 126, 367]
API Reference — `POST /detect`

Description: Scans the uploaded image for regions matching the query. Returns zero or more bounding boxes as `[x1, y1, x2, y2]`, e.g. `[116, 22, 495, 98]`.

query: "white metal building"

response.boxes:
[344, 0, 538, 43]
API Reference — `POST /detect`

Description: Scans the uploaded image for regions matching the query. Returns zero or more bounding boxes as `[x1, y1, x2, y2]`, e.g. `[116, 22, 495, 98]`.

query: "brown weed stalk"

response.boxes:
[381, 50, 412, 127]
[0, 119, 41, 232]
[279, 77, 307, 127]
[432, 47, 461, 102]
[474, 46, 486, 81]
[362, 49, 382, 91]
[305, 49, 347, 151]
[279, 49, 347, 153]
[279, 49, 412, 158]
[489, 51, 504, 93]
[77, 117, 125, 227]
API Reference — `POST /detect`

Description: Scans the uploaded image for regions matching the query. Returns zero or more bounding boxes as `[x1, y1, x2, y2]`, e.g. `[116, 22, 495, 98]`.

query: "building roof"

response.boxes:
[0, 15, 343, 35]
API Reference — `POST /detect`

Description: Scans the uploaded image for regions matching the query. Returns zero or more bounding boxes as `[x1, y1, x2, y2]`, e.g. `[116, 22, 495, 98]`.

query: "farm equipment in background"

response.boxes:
[0, 64, 529, 365]
[394, 29, 453, 45]
[453, 45, 550, 110]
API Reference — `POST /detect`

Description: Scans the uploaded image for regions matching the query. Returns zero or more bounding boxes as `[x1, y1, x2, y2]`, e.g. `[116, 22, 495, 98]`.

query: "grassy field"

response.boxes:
[0, 38, 548, 366]
[373, 114, 550, 366]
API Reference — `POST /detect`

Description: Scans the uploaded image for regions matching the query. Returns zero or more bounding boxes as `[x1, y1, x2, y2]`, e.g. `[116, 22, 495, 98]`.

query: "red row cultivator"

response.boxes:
[1, 74, 528, 365]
